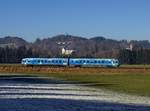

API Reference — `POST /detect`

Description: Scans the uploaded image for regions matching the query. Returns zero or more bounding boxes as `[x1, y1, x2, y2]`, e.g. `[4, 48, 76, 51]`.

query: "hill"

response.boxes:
[0, 36, 29, 48]
[0, 34, 150, 58]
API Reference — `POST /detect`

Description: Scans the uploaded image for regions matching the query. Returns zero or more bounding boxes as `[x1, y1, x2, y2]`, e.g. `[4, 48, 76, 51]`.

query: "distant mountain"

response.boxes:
[49, 34, 87, 41]
[0, 34, 150, 57]
[31, 34, 149, 57]
[0, 36, 29, 48]
[90, 36, 106, 41]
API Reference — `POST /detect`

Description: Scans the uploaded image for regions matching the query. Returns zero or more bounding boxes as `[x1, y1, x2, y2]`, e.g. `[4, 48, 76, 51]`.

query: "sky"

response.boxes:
[0, 0, 149, 42]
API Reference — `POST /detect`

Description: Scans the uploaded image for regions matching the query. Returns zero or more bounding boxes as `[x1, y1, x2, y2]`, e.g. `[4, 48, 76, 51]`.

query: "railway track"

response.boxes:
[22, 65, 150, 69]
[0, 65, 150, 74]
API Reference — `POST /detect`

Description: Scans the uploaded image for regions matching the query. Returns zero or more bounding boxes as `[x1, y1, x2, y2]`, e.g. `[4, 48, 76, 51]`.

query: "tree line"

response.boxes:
[118, 49, 150, 64]
[0, 46, 150, 64]
[0, 46, 40, 63]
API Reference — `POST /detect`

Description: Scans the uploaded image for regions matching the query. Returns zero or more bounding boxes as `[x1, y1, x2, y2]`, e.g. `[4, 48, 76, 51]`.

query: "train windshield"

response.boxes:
[113, 60, 119, 64]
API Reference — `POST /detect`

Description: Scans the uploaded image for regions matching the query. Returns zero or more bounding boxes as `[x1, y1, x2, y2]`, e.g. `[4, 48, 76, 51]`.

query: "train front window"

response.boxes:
[113, 60, 118, 64]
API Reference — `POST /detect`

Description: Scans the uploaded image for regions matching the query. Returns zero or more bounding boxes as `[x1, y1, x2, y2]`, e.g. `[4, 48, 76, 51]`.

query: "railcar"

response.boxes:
[21, 58, 68, 66]
[69, 58, 119, 67]
[21, 58, 120, 67]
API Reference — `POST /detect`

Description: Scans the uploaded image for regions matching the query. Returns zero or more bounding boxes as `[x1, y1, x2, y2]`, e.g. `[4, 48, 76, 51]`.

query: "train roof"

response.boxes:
[69, 58, 118, 60]
[22, 58, 68, 60]
[22, 58, 118, 61]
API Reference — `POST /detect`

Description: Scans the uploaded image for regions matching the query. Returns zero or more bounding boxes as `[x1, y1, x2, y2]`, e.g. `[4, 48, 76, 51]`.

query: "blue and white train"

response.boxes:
[21, 58, 120, 67]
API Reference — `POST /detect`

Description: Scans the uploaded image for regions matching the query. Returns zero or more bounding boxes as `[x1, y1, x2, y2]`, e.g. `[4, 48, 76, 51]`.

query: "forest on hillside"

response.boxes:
[0, 35, 150, 64]
[0, 46, 150, 64]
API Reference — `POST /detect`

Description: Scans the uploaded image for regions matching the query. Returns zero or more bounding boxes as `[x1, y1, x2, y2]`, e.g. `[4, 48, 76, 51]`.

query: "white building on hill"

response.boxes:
[62, 48, 74, 55]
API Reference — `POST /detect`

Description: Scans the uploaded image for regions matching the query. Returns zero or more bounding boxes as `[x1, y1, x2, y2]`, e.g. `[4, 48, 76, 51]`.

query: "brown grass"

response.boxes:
[0, 65, 150, 74]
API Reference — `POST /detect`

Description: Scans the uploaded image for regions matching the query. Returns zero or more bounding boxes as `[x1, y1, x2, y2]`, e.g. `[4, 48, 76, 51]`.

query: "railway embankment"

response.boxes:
[0, 64, 150, 74]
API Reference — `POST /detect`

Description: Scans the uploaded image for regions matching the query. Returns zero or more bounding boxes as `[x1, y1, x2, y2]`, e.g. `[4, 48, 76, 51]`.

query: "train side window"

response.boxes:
[52, 60, 54, 63]
[90, 61, 93, 63]
[94, 60, 97, 63]
[87, 60, 89, 63]
[102, 60, 104, 63]
[59, 60, 62, 63]
[83, 60, 85, 63]
[98, 61, 101, 63]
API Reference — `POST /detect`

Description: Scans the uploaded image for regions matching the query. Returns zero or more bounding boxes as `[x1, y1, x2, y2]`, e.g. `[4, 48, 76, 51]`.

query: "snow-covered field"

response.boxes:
[0, 75, 150, 111]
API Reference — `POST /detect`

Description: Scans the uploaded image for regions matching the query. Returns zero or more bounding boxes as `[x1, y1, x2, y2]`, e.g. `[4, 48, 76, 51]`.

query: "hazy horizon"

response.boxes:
[0, 0, 149, 41]
[1, 34, 150, 43]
